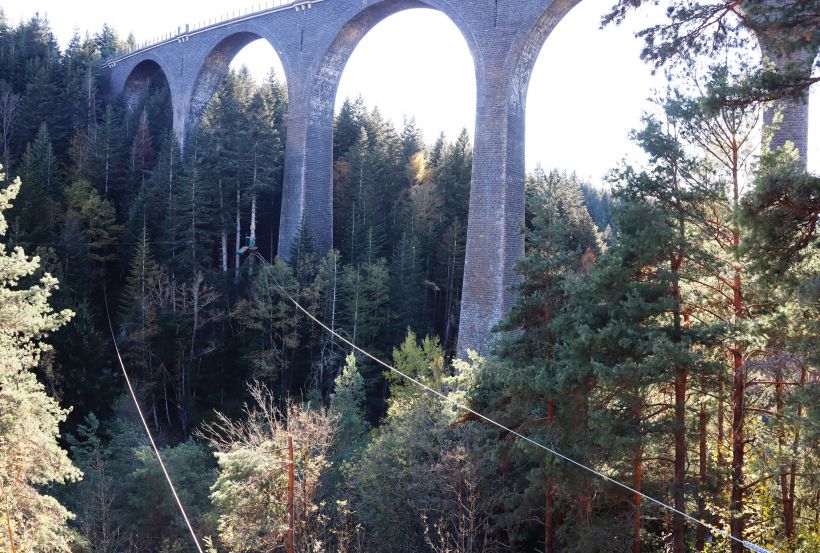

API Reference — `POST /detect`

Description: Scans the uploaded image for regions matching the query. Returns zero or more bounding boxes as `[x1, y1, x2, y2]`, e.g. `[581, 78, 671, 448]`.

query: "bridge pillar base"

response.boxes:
[278, 87, 334, 261]
[457, 74, 526, 357]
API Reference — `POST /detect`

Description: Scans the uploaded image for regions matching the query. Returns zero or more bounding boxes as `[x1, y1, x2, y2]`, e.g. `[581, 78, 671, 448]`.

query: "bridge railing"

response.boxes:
[102, 0, 321, 68]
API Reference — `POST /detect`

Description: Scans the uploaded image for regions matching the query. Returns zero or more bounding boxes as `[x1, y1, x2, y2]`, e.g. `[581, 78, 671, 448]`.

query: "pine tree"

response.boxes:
[348, 332, 489, 552]
[119, 222, 160, 407]
[94, 104, 126, 202]
[63, 179, 122, 281]
[472, 169, 603, 551]
[436, 128, 472, 225]
[610, 110, 720, 552]
[313, 249, 346, 394]
[19, 58, 62, 147]
[389, 232, 426, 342]
[129, 108, 154, 198]
[93, 24, 120, 60]
[201, 384, 337, 552]
[603, 0, 818, 106]
[333, 96, 368, 162]
[665, 63, 765, 551]
[13, 123, 60, 243]
[233, 259, 300, 388]
[330, 354, 370, 459]
[0, 82, 21, 181]
[0, 175, 80, 552]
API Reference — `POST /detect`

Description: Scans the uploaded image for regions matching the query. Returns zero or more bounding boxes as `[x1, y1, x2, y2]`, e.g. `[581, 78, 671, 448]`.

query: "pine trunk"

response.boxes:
[249, 193, 257, 276]
[235, 186, 241, 273]
[673, 366, 687, 553]
[545, 399, 555, 553]
[696, 404, 708, 551]
[634, 424, 643, 553]
[729, 160, 745, 553]
[730, 347, 745, 553]
[219, 180, 228, 272]
[671, 241, 686, 553]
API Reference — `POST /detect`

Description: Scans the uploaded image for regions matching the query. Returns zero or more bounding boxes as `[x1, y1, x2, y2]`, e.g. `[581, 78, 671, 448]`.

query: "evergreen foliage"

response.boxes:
[0, 6, 814, 552]
[0, 175, 79, 552]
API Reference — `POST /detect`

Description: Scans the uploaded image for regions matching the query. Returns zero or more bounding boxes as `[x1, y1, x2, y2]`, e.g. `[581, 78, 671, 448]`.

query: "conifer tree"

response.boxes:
[94, 104, 126, 202]
[609, 111, 721, 551]
[330, 354, 370, 459]
[201, 383, 337, 552]
[129, 108, 154, 198]
[0, 82, 21, 180]
[390, 231, 426, 342]
[666, 64, 764, 551]
[13, 124, 59, 243]
[63, 179, 122, 281]
[119, 222, 160, 409]
[0, 175, 79, 552]
[314, 249, 346, 393]
[233, 260, 300, 388]
[473, 169, 602, 551]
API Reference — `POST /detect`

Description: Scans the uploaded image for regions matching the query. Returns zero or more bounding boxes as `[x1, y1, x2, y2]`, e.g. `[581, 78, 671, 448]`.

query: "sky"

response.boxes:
[3, 0, 818, 182]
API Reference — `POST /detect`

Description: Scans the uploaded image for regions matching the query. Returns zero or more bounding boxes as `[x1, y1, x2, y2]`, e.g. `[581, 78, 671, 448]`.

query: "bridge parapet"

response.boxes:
[102, 0, 323, 69]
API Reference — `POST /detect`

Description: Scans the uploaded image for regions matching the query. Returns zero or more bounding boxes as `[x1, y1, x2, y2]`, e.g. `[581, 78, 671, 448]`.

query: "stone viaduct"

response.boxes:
[103, 0, 813, 355]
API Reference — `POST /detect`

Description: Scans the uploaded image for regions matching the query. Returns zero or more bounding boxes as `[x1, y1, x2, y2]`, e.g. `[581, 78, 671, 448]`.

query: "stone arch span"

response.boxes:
[307, 0, 479, 124]
[185, 30, 289, 146]
[120, 58, 173, 112]
[278, 0, 480, 259]
[104, 0, 632, 354]
[275, 0, 596, 354]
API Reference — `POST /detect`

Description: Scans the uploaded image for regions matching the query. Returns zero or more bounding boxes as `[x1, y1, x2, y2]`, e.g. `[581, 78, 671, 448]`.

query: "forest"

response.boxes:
[0, 2, 817, 553]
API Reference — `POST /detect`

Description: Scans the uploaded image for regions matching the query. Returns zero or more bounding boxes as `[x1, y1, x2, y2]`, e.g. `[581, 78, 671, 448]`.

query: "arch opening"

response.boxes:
[189, 33, 287, 134]
[193, 36, 289, 265]
[326, 7, 477, 355]
[521, 0, 667, 239]
[523, 0, 657, 183]
[120, 59, 174, 170]
[122, 59, 171, 113]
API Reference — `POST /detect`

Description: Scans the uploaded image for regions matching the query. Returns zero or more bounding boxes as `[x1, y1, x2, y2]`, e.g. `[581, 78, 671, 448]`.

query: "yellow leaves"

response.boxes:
[406, 151, 428, 186]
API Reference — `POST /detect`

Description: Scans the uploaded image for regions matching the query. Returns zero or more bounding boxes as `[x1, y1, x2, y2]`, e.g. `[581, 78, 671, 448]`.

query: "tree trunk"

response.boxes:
[696, 404, 708, 551]
[671, 243, 686, 553]
[729, 159, 745, 553]
[103, 114, 110, 198]
[673, 366, 687, 553]
[545, 399, 555, 553]
[235, 186, 241, 273]
[634, 434, 643, 553]
[729, 347, 745, 553]
[249, 193, 257, 277]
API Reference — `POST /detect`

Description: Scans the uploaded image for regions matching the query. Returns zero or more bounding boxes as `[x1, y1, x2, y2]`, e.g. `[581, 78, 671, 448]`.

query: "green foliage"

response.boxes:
[741, 144, 820, 283]
[130, 442, 215, 546]
[64, 179, 123, 272]
[12, 123, 60, 242]
[0, 176, 79, 552]
[233, 259, 300, 383]
[201, 383, 337, 553]
[330, 354, 370, 458]
[346, 333, 488, 552]
[3, 7, 817, 551]
[603, 0, 818, 107]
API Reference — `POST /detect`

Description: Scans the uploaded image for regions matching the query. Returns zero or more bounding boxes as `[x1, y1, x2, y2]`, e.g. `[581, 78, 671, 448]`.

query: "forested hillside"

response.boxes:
[0, 5, 817, 553]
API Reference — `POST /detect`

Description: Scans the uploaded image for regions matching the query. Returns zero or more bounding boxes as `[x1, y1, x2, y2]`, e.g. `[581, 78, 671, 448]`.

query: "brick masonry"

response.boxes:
[103, 0, 813, 356]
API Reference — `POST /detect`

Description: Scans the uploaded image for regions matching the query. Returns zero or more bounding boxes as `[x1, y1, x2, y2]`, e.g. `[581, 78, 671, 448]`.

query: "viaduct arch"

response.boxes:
[104, 0, 813, 355]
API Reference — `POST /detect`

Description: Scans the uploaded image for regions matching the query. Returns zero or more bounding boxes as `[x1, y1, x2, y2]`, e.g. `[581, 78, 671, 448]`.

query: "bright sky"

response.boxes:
[3, 0, 818, 182]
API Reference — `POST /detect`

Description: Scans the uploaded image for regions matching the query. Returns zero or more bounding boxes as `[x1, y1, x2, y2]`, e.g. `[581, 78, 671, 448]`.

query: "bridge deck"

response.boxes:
[103, 0, 324, 68]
